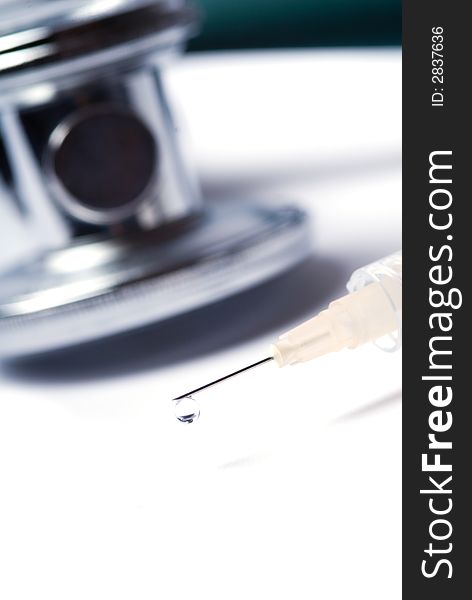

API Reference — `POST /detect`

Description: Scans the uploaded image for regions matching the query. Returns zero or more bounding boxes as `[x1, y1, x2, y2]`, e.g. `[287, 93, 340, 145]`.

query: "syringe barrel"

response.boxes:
[347, 250, 402, 351]
[271, 251, 402, 367]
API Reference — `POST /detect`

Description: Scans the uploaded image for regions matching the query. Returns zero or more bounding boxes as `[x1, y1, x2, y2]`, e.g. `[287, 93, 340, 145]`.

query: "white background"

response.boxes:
[0, 50, 401, 599]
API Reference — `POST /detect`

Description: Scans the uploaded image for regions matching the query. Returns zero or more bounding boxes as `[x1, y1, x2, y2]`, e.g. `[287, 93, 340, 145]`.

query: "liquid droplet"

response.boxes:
[173, 396, 200, 424]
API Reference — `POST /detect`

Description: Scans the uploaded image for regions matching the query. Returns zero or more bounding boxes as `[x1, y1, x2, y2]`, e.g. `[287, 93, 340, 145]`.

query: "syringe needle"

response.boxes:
[172, 356, 274, 401]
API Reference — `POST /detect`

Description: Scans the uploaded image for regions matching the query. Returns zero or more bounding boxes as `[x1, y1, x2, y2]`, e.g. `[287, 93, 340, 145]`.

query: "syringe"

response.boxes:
[172, 251, 402, 419]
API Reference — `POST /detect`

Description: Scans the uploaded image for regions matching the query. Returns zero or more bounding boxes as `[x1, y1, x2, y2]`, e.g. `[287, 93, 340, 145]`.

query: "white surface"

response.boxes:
[0, 50, 401, 600]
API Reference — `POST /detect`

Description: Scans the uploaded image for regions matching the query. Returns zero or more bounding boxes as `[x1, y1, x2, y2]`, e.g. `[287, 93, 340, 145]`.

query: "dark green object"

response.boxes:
[189, 0, 401, 51]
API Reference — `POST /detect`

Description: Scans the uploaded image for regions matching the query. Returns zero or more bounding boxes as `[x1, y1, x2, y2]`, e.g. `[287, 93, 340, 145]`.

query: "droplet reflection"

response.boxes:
[173, 395, 200, 424]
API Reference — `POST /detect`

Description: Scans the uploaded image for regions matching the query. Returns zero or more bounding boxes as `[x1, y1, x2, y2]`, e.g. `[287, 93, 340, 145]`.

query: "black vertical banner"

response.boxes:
[403, 1, 469, 597]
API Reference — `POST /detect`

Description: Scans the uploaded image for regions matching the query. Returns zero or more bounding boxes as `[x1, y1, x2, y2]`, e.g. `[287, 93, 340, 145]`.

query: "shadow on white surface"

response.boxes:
[331, 387, 402, 424]
[218, 451, 272, 470]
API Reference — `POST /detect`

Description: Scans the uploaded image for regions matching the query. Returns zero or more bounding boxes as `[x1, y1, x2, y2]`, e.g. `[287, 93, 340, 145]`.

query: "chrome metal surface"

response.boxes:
[0, 0, 199, 266]
[0, 2, 311, 362]
[0, 1, 197, 94]
[0, 63, 201, 259]
[0, 204, 311, 357]
[0, 0, 177, 35]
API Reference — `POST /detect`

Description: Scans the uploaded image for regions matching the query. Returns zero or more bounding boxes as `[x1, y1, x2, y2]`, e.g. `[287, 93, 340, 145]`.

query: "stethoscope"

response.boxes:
[0, 0, 310, 358]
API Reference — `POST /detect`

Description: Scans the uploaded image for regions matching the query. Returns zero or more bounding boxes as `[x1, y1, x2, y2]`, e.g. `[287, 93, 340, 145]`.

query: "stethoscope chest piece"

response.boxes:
[0, 0, 310, 358]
